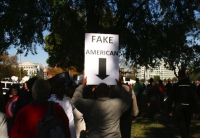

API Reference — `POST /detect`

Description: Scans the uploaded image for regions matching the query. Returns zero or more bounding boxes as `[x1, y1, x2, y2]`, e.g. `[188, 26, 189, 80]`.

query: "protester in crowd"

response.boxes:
[13, 77, 38, 118]
[168, 68, 199, 138]
[11, 77, 38, 135]
[5, 84, 20, 104]
[145, 78, 154, 94]
[71, 77, 132, 138]
[0, 111, 9, 138]
[147, 79, 161, 121]
[10, 79, 70, 138]
[157, 80, 166, 112]
[65, 80, 79, 98]
[142, 82, 146, 91]
[49, 72, 86, 138]
[72, 106, 86, 138]
[109, 75, 138, 138]
[5, 84, 20, 134]
[48, 74, 76, 138]
[166, 80, 172, 96]
[132, 78, 143, 115]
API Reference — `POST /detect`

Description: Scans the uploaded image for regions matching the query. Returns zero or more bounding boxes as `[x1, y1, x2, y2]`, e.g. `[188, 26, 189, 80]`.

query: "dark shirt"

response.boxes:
[147, 85, 160, 102]
[168, 79, 199, 114]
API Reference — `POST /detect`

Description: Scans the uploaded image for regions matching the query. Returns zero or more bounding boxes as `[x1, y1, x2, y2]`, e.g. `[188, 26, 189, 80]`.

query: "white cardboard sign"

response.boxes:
[84, 33, 119, 85]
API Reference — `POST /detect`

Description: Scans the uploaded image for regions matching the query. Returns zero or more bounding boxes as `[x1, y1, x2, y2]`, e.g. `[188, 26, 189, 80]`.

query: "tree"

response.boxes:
[163, 79, 167, 83]
[0, 53, 28, 81]
[189, 72, 200, 82]
[0, 53, 17, 80]
[1, 0, 200, 74]
[47, 67, 64, 78]
[10, 66, 27, 81]
[154, 76, 160, 83]
[172, 77, 178, 83]
[126, 74, 136, 80]
[29, 72, 42, 79]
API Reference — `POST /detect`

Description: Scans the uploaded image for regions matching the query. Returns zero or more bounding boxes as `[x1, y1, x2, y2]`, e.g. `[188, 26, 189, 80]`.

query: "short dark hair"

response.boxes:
[149, 78, 154, 83]
[9, 84, 20, 92]
[94, 83, 109, 98]
[26, 77, 38, 91]
[52, 79, 65, 100]
[158, 80, 163, 84]
[32, 79, 51, 99]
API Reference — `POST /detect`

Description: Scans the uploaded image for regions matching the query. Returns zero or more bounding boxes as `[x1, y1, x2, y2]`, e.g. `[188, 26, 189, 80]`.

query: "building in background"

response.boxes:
[136, 62, 178, 81]
[18, 62, 45, 78]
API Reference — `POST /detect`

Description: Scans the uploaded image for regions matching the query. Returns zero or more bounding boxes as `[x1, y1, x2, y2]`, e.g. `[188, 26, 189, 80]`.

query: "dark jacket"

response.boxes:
[168, 79, 199, 114]
[147, 85, 160, 103]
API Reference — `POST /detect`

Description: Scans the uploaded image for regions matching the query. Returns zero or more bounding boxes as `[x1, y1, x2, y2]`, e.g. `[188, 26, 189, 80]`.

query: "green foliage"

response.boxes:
[1, 0, 200, 73]
[47, 67, 63, 77]
[163, 79, 167, 83]
[126, 74, 136, 80]
[0, 53, 28, 81]
[13, 67, 28, 80]
[189, 72, 200, 82]
[172, 77, 178, 82]
[153, 75, 160, 83]
[140, 79, 145, 83]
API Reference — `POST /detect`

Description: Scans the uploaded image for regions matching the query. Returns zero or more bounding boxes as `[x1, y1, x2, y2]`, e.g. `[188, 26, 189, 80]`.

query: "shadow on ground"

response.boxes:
[131, 93, 200, 138]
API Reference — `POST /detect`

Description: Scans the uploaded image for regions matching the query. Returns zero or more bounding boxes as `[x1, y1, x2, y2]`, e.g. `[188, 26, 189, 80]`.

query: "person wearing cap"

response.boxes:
[168, 68, 199, 138]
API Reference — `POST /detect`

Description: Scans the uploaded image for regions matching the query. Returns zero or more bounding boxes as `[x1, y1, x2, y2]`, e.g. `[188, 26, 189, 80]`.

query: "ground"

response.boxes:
[131, 93, 200, 138]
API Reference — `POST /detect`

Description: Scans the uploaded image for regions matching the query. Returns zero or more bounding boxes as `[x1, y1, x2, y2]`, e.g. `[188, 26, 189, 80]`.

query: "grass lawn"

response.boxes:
[131, 94, 200, 138]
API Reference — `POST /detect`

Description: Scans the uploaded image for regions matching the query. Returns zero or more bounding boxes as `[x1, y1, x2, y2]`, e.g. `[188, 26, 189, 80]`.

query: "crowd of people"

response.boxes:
[0, 68, 200, 138]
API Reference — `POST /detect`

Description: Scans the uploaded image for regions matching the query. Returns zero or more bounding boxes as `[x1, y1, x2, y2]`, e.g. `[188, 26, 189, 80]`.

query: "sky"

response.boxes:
[7, 31, 49, 66]
[8, 45, 49, 66]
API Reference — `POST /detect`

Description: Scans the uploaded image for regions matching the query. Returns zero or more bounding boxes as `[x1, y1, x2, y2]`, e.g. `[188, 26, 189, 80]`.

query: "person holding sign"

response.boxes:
[71, 77, 132, 138]
[109, 75, 138, 138]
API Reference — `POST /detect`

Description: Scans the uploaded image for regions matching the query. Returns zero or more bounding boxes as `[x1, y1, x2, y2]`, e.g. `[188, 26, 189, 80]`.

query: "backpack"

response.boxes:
[37, 101, 68, 138]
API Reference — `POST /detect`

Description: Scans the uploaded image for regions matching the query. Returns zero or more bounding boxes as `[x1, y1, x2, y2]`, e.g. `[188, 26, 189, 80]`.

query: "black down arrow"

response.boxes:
[96, 58, 109, 80]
